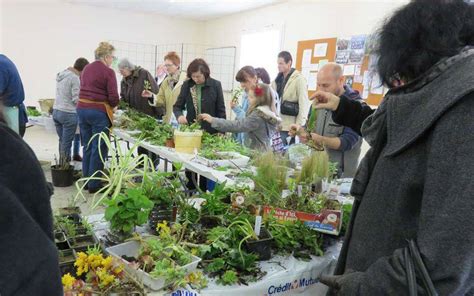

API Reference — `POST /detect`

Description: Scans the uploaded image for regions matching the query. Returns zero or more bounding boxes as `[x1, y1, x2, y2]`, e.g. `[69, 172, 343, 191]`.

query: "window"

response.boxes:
[239, 29, 281, 82]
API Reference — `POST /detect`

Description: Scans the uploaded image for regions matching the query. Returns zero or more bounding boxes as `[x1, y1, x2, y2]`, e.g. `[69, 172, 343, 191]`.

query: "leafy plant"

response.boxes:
[103, 188, 154, 234]
[251, 152, 288, 205]
[141, 170, 184, 208]
[143, 80, 151, 91]
[201, 132, 249, 157]
[75, 132, 155, 209]
[296, 151, 329, 185]
[217, 270, 239, 285]
[27, 108, 42, 117]
[179, 121, 201, 132]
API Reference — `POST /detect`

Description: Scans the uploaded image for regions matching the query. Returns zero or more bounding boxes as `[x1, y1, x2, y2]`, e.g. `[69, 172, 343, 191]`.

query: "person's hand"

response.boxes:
[141, 90, 154, 98]
[319, 270, 362, 295]
[198, 113, 213, 123]
[299, 130, 309, 143]
[310, 91, 341, 111]
[310, 133, 324, 146]
[113, 106, 118, 112]
[230, 100, 238, 109]
[177, 116, 188, 125]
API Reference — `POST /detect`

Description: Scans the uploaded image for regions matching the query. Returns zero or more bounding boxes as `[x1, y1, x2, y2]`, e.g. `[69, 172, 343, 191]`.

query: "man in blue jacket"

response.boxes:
[291, 63, 362, 177]
[0, 54, 28, 137]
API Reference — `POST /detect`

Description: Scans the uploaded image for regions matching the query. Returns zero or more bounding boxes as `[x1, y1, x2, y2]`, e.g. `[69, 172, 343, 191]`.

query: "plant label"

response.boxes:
[254, 215, 262, 237]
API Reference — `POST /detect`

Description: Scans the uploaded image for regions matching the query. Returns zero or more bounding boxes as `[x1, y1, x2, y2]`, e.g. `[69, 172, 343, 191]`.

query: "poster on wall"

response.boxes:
[336, 38, 350, 51]
[343, 64, 356, 76]
[335, 51, 350, 64]
[302, 49, 312, 68]
[349, 49, 365, 64]
[350, 35, 367, 50]
[314, 43, 328, 57]
[365, 34, 378, 54]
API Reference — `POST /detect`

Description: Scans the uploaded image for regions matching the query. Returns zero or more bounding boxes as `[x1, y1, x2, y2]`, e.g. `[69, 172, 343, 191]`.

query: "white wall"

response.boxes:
[202, 0, 408, 78]
[1, 0, 204, 106]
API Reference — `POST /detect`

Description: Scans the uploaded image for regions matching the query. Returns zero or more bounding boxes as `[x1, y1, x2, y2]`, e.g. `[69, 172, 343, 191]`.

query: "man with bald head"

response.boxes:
[292, 63, 362, 177]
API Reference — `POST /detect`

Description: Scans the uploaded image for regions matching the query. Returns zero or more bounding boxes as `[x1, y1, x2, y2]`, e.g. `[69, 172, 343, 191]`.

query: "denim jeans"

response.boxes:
[73, 134, 81, 156]
[77, 108, 110, 190]
[53, 109, 78, 161]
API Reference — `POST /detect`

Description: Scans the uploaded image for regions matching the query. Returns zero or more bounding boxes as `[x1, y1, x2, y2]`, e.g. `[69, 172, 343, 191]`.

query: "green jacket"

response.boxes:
[150, 71, 187, 123]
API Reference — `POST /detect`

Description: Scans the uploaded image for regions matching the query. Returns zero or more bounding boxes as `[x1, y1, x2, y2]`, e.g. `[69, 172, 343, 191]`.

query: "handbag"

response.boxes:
[280, 100, 299, 116]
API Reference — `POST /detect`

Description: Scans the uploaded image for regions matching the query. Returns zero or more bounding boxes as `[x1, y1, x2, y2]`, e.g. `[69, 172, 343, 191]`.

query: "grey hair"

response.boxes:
[118, 58, 136, 71]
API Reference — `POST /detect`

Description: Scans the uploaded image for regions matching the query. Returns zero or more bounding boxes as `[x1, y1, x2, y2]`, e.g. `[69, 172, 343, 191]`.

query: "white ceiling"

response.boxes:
[64, 0, 286, 21]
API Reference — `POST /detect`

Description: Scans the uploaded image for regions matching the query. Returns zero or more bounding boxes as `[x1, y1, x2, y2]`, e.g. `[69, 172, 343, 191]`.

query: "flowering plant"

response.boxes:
[61, 246, 144, 295]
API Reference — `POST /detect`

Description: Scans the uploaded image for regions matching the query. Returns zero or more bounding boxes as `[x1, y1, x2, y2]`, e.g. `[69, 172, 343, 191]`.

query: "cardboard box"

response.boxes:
[262, 206, 342, 235]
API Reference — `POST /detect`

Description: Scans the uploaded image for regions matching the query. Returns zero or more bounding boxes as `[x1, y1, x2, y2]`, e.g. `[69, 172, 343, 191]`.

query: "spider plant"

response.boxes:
[75, 132, 155, 209]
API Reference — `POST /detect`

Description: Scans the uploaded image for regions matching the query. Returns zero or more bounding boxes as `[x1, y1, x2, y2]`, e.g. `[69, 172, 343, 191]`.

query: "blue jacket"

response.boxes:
[0, 55, 27, 125]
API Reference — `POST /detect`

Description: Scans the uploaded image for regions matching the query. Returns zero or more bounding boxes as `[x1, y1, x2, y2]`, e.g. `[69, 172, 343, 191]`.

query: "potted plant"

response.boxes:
[228, 219, 274, 261]
[75, 132, 155, 209]
[59, 248, 76, 276]
[51, 153, 74, 187]
[296, 151, 330, 193]
[103, 188, 154, 243]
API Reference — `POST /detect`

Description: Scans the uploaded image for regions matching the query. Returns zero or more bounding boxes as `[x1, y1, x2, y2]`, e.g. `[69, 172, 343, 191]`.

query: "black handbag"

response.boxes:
[280, 100, 299, 116]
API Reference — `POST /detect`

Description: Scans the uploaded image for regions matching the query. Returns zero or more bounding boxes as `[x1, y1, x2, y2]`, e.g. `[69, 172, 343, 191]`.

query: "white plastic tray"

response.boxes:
[106, 240, 201, 291]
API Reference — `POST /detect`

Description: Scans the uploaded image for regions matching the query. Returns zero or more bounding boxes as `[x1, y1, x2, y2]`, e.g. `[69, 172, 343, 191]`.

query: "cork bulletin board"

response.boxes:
[296, 35, 385, 106]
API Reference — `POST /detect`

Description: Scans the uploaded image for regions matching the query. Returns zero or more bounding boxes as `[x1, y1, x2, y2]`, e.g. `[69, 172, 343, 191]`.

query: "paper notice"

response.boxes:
[354, 75, 363, 84]
[350, 35, 367, 50]
[355, 65, 362, 76]
[309, 63, 319, 71]
[308, 71, 318, 91]
[314, 43, 328, 57]
[362, 71, 371, 88]
[302, 49, 312, 68]
[362, 86, 369, 99]
[335, 51, 350, 64]
[370, 73, 384, 94]
[343, 64, 356, 76]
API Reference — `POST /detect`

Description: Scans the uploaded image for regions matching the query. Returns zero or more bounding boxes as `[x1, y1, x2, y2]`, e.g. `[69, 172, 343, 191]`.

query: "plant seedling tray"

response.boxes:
[58, 206, 81, 216]
[68, 234, 97, 252]
[55, 231, 69, 250]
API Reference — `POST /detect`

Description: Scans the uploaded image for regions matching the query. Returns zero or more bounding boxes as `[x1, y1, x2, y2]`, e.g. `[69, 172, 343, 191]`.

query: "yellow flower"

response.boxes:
[112, 265, 124, 275]
[89, 254, 104, 269]
[157, 220, 170, 236]
[101, 256, 113, 269]
[96, 268, 116, 288]
[61, 273, 76, 290]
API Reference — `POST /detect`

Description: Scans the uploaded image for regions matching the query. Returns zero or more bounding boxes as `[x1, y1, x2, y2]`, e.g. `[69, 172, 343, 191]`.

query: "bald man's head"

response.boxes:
[317, 63, 345, 96]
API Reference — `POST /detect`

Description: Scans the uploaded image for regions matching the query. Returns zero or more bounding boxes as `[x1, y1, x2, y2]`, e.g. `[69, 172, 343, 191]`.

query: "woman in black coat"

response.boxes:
[0, 112, 62, 295]
[173, 58, 226, 134]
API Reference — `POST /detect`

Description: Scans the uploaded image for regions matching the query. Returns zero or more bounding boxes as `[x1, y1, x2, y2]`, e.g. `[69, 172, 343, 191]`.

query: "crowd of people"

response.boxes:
[0, 0, 473, 294]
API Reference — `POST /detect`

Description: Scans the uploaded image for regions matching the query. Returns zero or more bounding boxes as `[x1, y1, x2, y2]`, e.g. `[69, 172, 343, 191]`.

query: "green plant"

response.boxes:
[252, 152, 287, 204]
[143, 80, 151, 91]
[54, 152, 72, 170]
[57, 216, 77, 237]
[201, 132, 249, 157]
[75, 132, 155, 209]
[141, 169, 184, 208]
[179, 121, 201, 132]
[296, 151, 329, 185]
[217, 270, 239, 285]
[103, 188, 154, 234]
[27, 108, 41, 117]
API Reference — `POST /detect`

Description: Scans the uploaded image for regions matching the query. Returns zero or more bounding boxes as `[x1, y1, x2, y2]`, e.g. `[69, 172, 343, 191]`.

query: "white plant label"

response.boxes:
[254, 215, 262, 237]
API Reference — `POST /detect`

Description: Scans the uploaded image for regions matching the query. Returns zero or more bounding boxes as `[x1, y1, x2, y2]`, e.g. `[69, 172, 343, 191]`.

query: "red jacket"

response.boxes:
[77, 61, 119, 113]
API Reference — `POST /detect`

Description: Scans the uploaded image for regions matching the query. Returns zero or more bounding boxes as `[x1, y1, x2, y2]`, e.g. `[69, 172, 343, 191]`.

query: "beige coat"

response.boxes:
[150, 71, 187, 123]
[271, 70, 309, 131]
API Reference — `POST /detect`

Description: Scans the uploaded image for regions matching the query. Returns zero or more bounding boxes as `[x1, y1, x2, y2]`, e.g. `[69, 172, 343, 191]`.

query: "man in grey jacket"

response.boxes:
[52, 58, 89, 162]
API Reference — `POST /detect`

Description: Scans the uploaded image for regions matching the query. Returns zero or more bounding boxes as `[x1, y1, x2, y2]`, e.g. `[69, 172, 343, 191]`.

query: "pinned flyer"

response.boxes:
[314, 43, 328, 58]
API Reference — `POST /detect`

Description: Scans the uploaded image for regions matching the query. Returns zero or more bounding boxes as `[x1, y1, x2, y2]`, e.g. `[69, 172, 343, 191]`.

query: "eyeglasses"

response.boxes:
[164, 64, 175, 68]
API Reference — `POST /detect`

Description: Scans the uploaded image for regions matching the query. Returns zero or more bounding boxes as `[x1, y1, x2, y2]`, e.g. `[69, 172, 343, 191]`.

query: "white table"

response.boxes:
[87, 214, 340, 296]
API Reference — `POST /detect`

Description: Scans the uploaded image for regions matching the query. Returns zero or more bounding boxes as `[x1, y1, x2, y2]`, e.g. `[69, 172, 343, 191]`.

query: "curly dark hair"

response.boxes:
[376, 0, 474, 87]
[186, 58, 210, 79]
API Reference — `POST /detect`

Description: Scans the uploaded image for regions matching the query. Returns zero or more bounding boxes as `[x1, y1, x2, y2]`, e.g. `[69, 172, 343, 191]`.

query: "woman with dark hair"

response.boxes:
[173, 58, 226, 134]
[317, 0, 474, 295]
[173, 58, 226, 191]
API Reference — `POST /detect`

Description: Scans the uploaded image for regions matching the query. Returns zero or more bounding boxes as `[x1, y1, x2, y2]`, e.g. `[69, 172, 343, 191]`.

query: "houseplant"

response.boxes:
[51, 153, 74, 187]
[103, 188, 154, 242]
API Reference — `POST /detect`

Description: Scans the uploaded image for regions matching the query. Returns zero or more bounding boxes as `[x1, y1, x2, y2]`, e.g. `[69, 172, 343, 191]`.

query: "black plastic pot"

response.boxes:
[55, 231, 69, 250]
[51, 165, 74, 187]
[58, 249, 76, 276]
[245, 228, 273, 261]
[148, 204, 174, 233]
[200, 215, 221, 229]
[67, 234, 97, 252]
